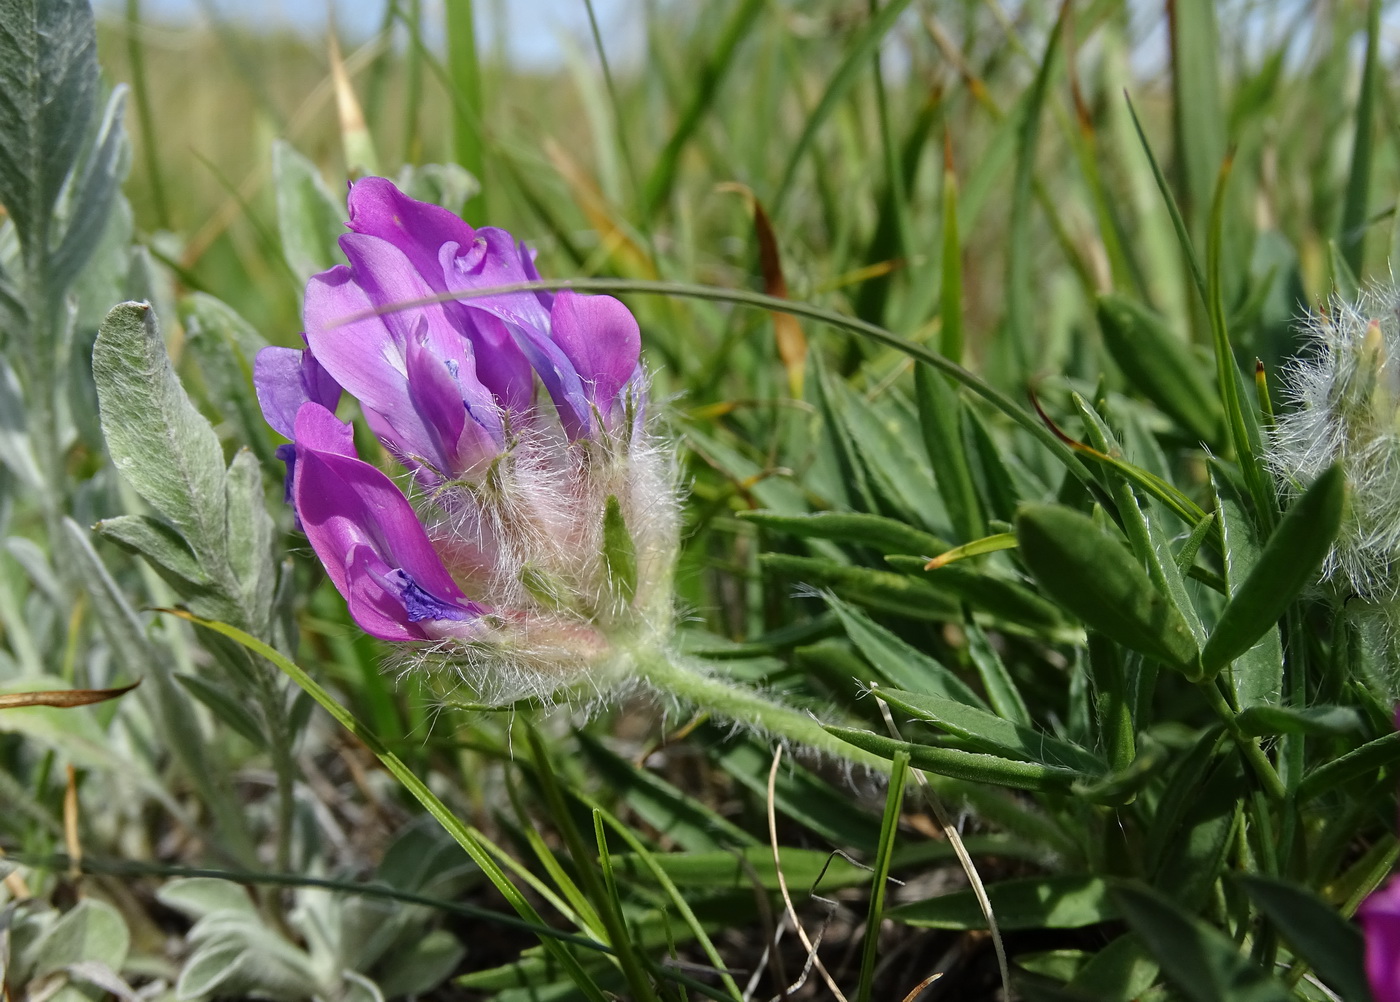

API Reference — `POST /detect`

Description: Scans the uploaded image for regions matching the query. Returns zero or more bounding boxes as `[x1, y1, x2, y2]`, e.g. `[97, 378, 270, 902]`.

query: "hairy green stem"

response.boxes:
[628, 645, 890, 772]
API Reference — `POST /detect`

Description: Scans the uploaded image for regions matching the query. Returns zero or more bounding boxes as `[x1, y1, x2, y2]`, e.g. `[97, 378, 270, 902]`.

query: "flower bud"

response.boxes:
[254, 178, 678, 703]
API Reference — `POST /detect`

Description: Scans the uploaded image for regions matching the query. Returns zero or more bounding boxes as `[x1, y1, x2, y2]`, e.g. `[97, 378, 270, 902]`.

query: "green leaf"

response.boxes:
[1096, 294, 1222, 445]
[964, 618, 1031, 726]
[891, 876, 1112, 931]
[224, 448, 276, 635]
[1015, 504, 1199, 675]
[175, 673, 267, 748]
[856, 752, 908, 1002]
[1065, 935, 1159, 1002]
[95, 513, 211, 591]
[92, 303, 229, 573]
[377, 929, 465, 999]
[739, 509, 948, 556]
[828, 598, 986, 707]
[1299, 730, 1400, 804]
[1114, 882, 1293, 1002]
[574, 732, 756, 852]
[1003, 9, 1064, 375]
[1211, 466, 1283, 706]
[885, 554, 1067, 632]
[182, 292, 274, 461]
[0, 0, 99, 257]
[915, 363, 984, 543]
[271, 139, 344, 280]
[642, 0, 765, 215]
[705, 729, 885, 848]
[1150, 752, 1243, 911]
[1235, 705, 1363, 737]
[1340, 0, 1381, 274]
[1199, 465, 1345, 678]
[877, 686, 1105, 775]
[1236, 875, 1370, 1002]
[825, 725, 1083, 793]
[601, 494, 638, 602]
[32, 899, 129, 977]
[156, 877, 260, 920]
[768, 0, 918, 217]
[760, 553, 959, 622]
[48, 87, 128, 293]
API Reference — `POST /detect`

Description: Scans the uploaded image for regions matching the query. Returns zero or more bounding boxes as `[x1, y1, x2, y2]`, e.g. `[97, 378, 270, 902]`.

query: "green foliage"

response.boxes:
[0, 0, 1392, 999]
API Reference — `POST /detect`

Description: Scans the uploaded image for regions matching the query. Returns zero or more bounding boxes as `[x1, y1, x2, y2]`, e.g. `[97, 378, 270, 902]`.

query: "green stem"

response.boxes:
[1201, 681, 1285, 800]
[629, 645, 890, 772]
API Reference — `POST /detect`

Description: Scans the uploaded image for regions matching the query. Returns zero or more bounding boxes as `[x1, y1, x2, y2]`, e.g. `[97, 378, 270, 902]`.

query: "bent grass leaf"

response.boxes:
[738, 509, 948, 556]
[1015, 504, 1200, 675]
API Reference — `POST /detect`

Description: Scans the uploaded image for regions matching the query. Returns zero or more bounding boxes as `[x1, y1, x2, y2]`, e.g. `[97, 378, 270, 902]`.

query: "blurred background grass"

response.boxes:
[95, 1, 1397, 370]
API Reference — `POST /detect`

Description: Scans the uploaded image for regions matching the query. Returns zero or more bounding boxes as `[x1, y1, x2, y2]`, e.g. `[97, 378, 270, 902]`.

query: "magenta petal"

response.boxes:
[346, 176, 476, 288]
[254, 344, 342, 440]
[549, 291, 641, 412]
[343, 544, 424, 641]
[291, 404, 480, 639]
[441, 229, 552, 333]
[292, 400, 356, 457]
[304, 266, 453, 475]
[1363, 878, 1400, 1002]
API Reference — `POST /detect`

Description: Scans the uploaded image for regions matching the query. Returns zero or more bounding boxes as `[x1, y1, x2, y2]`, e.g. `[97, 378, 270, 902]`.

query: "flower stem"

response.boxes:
[629, 645, 891, 772]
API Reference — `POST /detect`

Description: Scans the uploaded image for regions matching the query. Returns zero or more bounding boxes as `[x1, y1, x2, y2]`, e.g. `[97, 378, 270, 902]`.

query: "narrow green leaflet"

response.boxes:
[876, 687, 1105, 775]
[1236, 874, 1370, 1002]
[1015, 504, 1200, 675]
[892, 876, 1113, 931]
[1114, 883, 1292, 1002]
[1210, 465, 1284, 705]
[1096, 293, 1222, 445]
[828, 597, 986, 707]
[825, 726, 1084, 794]
[1199, 464, 1344, 678]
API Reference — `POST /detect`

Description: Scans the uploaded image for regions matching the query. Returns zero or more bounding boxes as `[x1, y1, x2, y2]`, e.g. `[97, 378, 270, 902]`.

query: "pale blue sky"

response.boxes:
[95, 0, 641, 70]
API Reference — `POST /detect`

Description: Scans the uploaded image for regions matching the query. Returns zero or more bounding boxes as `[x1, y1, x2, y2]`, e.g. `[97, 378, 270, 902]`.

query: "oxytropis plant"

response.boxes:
[254, 179, 872, 762]
[255, 177, 677, 706]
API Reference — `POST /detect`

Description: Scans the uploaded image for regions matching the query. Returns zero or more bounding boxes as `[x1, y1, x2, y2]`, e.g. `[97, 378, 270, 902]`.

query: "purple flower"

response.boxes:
[1363, 877, 1400, 1002]
[255, 178, 675, 687]
[287, 402, 482, 641]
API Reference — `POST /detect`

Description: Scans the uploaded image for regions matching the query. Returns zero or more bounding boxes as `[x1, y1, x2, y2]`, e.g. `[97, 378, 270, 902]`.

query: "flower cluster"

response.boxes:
[255, 178, 678, 703]
[1268, 286, 1400, 601]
